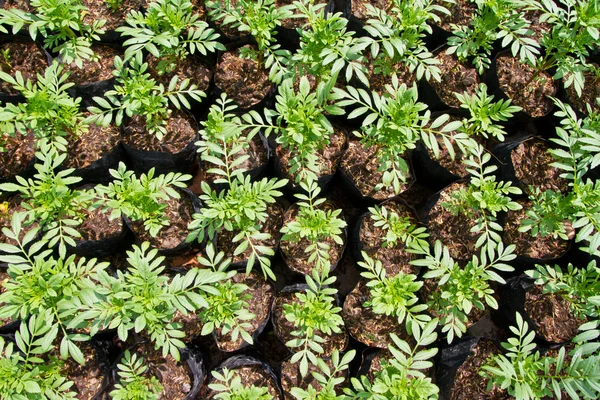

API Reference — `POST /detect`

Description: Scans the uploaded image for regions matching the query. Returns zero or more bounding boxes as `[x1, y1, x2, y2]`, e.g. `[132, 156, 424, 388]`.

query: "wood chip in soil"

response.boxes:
[273, 290, 348, 357]
[63, 44, 120, 86]
[276, 127, 346, 184]
[430, 51, 480, 108]
[122, 111, 198, 153]
[340, 140, 412, 200]
[213, 272, 274, 352]
[0, 41, 47, 95]
[279, 202, 346, 275]
[525, 284, 584, 343]
[77, 206, 123, 242]
[342, 280, 409, 348]
[510, 138, 569, 194]
[64, 116, 120, 170]
[82, 0, 142, 31]
[146, 53, 212, 93]
[496, 53, 555, 118]
[215, 45, 272, 109]
[0, 130, 35, 178]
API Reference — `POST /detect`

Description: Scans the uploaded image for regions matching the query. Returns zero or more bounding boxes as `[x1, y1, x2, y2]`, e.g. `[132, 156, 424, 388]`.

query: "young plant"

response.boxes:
[359, 0, 450, 82]
[0, 312, 77, 399]
[0, 62, 87, 153]
[0, 0, 105, 67]
[209, 367, 274, 400]
[280, 180, 347, 272]
[447, 0, 540, 74]
[86, 56, 206, 140]
[196, 244, 257, 346]
[92, 162, 191, 238]
[368, 204, 430, 249]
[283, 265, 345, 377]
[344, 320, 439, 399]
[206, 0, 293, 83]
[110, 351, 163, 400]
[83, 242, 227, 360]
[0, 212, 108, 364]
[481, 312, 600, 399]
[358, 253, 430, 335]
[289, 349, 356, 400]
[117, 0, 224, 74]
[518, 98, 600, 256]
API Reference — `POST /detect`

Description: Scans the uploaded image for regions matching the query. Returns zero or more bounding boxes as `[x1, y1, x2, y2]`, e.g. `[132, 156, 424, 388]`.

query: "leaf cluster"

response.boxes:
[368, 204, 429, 249]
[110, 351, 163, 400]
[209, 367, 274, 400]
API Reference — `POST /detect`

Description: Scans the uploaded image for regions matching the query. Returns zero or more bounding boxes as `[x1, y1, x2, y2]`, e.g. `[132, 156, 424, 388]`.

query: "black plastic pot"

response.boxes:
[67, 142, 126, 185]
[71, 214, 132, 259]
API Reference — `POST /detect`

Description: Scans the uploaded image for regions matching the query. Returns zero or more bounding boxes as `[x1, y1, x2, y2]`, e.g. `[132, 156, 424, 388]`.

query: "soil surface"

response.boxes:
[205, 363, 281, 399]
[365, 52, 415, 95]
[146, 53, 212, 93]
[358, 200, 419, 277]
[63, 44, 119, 85]
[564, 66, 600, 115]
[496, 53, 555, 118]
[432, 0, 477, 31]
[424, 114, 473, 178]
[0, 130, 35, 179]
[215, 45, 272, 109]
[78, 206, 123, 242]
[352, 0, 391, 23]
[450, 339, 507, 400]
[273, 289, 348, 357]
[525, 284, 583, 343]
[82, 0, 142, 31]
[64, 115, 121, 170]
[340, 140, 412, 200]
[279, 202, 346, 275]
[281, 357, 346, 397]
[510, 138, 569, 194]
[0, 41, 47, 95]
[430, 51, 480, 108]
[1, 0, 32, 11]
[277, 0, 328, 29]
[173, 309, 203, 340]
[61, 342, 104, 400]
[122, 111, 199, 153]
[342, 280, 409, 348]
[276, 127, 346, 184]
[524, 9, 551, 44]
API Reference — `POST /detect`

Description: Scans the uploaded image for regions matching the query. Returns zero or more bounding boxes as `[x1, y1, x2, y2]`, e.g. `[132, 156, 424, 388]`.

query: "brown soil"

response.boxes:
[503, 201, 571, 260]
[205, 363, 281, 399]
[277, 0, 328, 29]
[279, 202, 346, 275]
[426, 182, 480, 261]
[82, 0, 142, 31]
[217, 203, 283, 266]
[189, 0, 207, 20]
[340, 140, 413, 200]
[365, 52, 415, 95]
[273, 290, 348, 357]
[2, 0, 32, 11]
[215, 45, 271, 109]
[214, 273, 274, 352]
[525, 285, 584, 343]
[146, 53, 212, 93]
[64, 115, 120, 170]
[63, 45, 119, 85]
[450, 339, 508, 400]
[77, 206, 123, 242]
[564, 66, 600, 115]
[122, 111, 198, 153]
[0, 196, 39, 246]
[129, 192, 195, 250]
[276, 127, 346, 184]
[0, 41, 47, 95]
[281, 357, 346, 397]
[134, 341, 193, 399]
[432, 0, 477, 31]
[0, 130, 35, 179]
[496, 53, 556, 118]
[359, 200, 419, 277]
[342, 280, 410, 348]
[524, 9, 551, 44]
[61, 342, 104, 400]
[173, 309, 203, 339]
[199, 134, 269, 187]
[0, 269, 13, 326]
[352, 0, 391, 23]
[510, 138, 569, 194]
[430, 51, 480, 108]
[424, 115, 474, 178]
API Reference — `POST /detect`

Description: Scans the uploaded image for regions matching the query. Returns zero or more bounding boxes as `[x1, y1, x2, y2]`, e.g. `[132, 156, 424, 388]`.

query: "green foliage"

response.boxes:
[344, 320, 439, 399]
[481, 312, 600, 400]
[359, 0, 449, 81]
[209, 367, 274, 400]
[106, 0, 124, 12]
[280, 180, 346, 272]
[0, 212, 107, 364]
[93, 162, 191, 237]
[289, 349, 355, 400]
[83, 242, 227, 361]
[447, 0, 539, 74]
[196, 244, 256, 346]
[283, 265, 344, 378]
[206, 0, 292, 83]
[0, 312, 77, 400]
[86, 56, 205, 140]
[368, 204, 429, 249]
[0, 62, 86, 153]
[0, 149, 93, 258]
[526, 261, 600, 320]
[117, 0, 224, 74]
[359, 253, 430, 334]
[0, 0, 105, 67]
[110, 351, 163, 400]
